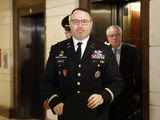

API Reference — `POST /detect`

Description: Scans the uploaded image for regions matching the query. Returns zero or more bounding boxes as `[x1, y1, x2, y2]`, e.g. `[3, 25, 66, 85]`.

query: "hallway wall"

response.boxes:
[149, 0, 160, 120]
[0, 0, 13, 115]
[45, 0, 78, 119]
[45, 0, 78, 61]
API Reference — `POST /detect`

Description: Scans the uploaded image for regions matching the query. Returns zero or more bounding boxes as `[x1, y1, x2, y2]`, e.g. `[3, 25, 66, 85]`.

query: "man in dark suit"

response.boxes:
[40, 8, 123, 120]
[106, 25, 142, 120]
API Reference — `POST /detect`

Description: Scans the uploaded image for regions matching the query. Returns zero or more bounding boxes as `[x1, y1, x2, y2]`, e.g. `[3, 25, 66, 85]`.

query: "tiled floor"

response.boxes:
[0, 109, 57, 120]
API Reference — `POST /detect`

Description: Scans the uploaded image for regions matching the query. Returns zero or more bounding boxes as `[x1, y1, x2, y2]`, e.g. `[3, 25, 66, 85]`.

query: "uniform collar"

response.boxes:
[73, 36, 89, 49]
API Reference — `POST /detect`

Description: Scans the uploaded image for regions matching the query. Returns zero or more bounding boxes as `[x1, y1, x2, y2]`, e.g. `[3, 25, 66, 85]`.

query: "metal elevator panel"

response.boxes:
[90, 2, 118, 42]
[19, 13, 45, 119]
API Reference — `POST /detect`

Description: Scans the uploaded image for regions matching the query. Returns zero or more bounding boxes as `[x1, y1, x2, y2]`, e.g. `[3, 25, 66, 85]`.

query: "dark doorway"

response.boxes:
[90, 1, 141, 52]
[90, 1, 142, 120]
[19, 13, 45, 119]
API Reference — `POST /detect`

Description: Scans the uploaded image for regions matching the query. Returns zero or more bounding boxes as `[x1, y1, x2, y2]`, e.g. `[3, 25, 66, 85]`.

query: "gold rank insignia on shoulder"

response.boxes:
[95, 71, 101, 78]
[62, 69, 67, 77]
[67, 43, 72, 49]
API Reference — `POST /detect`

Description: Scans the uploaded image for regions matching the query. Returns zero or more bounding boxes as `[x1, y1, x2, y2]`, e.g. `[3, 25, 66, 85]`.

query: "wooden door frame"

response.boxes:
[12, 0, 45, 118]
[141, 0, 149, 120]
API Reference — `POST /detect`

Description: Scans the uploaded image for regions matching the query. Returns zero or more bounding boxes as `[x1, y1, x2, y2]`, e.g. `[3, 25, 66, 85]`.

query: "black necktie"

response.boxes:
[76, 42, 82, 59]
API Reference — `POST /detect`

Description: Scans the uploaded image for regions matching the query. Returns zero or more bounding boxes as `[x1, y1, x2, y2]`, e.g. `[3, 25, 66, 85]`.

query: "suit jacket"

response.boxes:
[119, 43, 141, 97]
[40, 36, 123, 120]
[109, 42, 142, 120]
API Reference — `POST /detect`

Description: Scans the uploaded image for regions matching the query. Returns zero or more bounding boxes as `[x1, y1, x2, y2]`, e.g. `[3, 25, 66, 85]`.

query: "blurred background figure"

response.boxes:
[106, 25, 142, 120]
[61, 15, 72, 39]
[43, 15, 72, 120]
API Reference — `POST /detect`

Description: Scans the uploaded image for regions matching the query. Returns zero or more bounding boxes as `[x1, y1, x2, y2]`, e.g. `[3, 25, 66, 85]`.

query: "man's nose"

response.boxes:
[77, 21, 83, 27]
[112, 35, 117, 39]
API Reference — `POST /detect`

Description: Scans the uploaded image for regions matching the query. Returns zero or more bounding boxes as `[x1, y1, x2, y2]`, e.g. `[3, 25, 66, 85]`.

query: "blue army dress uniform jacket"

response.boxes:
[40, 36, 123, 120]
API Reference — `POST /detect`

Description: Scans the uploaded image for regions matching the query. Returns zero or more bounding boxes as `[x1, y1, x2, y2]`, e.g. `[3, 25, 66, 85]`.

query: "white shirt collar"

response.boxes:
[73, 36, 89, 49]
[73, 36, 89, 58]
[112, 42, 122, 51]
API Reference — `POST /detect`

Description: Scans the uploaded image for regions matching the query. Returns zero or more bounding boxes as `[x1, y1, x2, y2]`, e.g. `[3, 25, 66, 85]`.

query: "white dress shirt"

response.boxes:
[73, 36, 89, 58]
[112, 43, 122, 66]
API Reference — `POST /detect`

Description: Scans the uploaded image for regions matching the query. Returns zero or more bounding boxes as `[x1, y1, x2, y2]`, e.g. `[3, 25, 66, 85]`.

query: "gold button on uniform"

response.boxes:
[78, 73, 81, 76]
[78, 64, 81, 68]
[77, 82, 80, 85]
[77, 91, 80, 93]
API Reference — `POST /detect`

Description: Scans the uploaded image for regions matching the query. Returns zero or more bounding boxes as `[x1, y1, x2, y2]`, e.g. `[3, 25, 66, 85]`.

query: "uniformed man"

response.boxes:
[40, 8, 123, 120]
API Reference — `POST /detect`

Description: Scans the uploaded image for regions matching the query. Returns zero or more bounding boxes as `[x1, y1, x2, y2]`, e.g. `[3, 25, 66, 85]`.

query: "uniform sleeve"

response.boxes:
[40, 45, 62, 109]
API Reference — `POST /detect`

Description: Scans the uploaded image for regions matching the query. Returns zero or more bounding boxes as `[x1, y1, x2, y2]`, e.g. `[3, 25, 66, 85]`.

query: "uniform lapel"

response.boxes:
[65, 37, 95, 62]
[65, 38, 78, 60]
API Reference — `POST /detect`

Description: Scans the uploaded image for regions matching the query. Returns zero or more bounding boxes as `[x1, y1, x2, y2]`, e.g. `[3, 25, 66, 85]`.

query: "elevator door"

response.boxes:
[19, 13, 45, 119]
[90, 3, 117, 42]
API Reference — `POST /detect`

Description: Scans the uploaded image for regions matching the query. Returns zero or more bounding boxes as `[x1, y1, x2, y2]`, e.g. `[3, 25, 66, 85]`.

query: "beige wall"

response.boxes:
[0, 0, 13, 110]
[149, 0, 160, 120]
[45, 0, 78, 119]
[45, 0, 79, 60]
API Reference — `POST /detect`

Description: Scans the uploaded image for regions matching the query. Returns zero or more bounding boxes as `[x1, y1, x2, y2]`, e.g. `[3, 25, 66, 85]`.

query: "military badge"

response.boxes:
[57, 59, 64, 63]
[59, 51, 64, 57]
[58, 71, 61, 75]
[95, 71, 101, 78]
[100, 60, 105, 64]
[55, 50, 67, 59]
[62, 69, 67, 77]
[91, 50, 105, 59]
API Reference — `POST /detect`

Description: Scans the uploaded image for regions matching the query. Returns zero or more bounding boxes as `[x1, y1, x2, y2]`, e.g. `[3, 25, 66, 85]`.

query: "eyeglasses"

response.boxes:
[107, 34, 121, 38]
[71, 19, 91, 25]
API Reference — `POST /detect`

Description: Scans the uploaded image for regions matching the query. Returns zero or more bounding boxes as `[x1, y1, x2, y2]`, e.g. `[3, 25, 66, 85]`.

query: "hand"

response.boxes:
[53, 103, 64, 115]
[87, 94, 104, 109]
[43, 100, 50, 109]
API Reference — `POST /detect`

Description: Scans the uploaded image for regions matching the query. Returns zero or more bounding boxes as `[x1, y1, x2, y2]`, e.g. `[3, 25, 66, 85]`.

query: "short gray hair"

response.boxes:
[106, 25, 122, 36]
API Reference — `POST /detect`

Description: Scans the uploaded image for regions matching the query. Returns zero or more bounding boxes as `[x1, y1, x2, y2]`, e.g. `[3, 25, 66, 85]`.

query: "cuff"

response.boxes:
[48, 94, 62, 112]
[101, 88, 114, 103]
